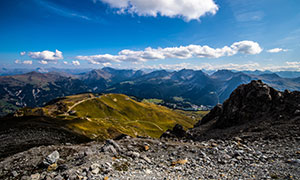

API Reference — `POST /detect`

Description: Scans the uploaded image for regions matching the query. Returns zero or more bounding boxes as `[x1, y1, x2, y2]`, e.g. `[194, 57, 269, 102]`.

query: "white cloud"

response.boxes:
[72, 60, 80, 66]
[15, 59, 33, 65]
[28, 49, 63, 61]
[231, 41, 262, 55]
[20, 51, 26, 56]
[63, 61, 68, 64]
[142, 62, 261, 71]
[102, 62, 112, 67]
[23, 60, 33, 65]
[199, 62, 260, 71]
[139, 61, 300, 72]
[76, 40, 262, 64]
[267, 48, 288, 53]
[76, 54, 121, 63]
[99, 0, 219, 21]
[286, 61, 300, 65]
[39, 60, 48, 64]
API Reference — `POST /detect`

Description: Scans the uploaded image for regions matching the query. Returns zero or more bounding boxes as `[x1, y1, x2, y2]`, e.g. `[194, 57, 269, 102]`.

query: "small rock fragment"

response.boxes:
[141, 155, 151, 164]
[43, 151, 60, 166]
[47, 163, 58, 171]
[11, 171, 18, 177]
[30, 173, 40, 180]
[172, 158, 188, 166]
[128, 151, 140, 158]
[144, 145, 150, 151]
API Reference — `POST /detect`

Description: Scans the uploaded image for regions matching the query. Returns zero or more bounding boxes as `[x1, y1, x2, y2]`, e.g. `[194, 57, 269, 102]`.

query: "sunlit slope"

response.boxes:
[18, 93, 197, 140]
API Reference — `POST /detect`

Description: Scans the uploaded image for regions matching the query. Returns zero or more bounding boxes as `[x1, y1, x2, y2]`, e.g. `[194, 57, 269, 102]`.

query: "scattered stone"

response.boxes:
[286, 159, 300, 166]
[144, 169, 152, 174]
[90, 163, 100, 174]
[54, 174, 63, 180]
[30, 173, 40, 180]
[43, 151, 60, 166]
[141, 155, 151, 164]
[294, 109, 300, 115]
[11, 171, 18, 177]
[160, 124, 188, 139]
[106, 139, 121, 151]
[47, 163, 58, 171]
[234, 137, 242, 142]
[127, 151, 140, 158]
[171, 158, 188, 166]
[102, 145, 118, 156]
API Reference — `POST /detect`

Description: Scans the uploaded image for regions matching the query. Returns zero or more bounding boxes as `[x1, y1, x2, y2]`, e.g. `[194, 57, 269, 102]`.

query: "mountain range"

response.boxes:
[1, 67, 300, 116]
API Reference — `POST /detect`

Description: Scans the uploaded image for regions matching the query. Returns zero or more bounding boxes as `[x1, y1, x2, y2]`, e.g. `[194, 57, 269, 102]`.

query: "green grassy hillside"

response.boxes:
[16, 93, 202, 140]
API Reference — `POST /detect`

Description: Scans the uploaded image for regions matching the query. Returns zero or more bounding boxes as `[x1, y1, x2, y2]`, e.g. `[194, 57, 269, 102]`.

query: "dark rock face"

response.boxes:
[160, 124, 188, 139]
[197, 80, 300, 129]
[190, 80, 300, 141]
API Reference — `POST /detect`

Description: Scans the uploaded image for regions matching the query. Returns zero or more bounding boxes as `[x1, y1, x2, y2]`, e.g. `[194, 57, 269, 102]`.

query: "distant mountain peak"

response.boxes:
[259, 73, 280, 79]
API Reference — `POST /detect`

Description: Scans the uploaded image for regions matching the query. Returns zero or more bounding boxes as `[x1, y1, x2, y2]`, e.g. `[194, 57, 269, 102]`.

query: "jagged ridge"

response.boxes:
[190, 80, 300, 141]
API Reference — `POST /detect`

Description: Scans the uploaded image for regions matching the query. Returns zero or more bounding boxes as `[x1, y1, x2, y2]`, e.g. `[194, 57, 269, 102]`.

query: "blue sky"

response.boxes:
[0, 0, 300, 71]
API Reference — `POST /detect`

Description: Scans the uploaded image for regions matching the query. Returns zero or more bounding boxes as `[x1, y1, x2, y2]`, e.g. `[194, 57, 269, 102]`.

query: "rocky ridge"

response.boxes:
[190, 80, 300, 141]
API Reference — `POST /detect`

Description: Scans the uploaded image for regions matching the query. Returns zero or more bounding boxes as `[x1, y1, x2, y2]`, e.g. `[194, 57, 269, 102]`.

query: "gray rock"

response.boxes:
[106, 139, 121, 151]
[287, 159, 300, 166]
[294, 109, 300, 115]
[102, 145, 118, 156]
[127, 151, 140, 158]
[54, 175, 63, 180]
[43, 151, 60, 166]
[141, 155, 151, 164]
[92, 167, 100, 174]
[11, 171, 18, 177]
[30, 173, 40, 180]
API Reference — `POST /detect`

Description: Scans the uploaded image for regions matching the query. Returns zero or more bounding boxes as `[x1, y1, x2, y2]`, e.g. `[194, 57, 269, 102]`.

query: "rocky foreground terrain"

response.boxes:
[0, 80, 299, 179]
[0, 136, 299, 180]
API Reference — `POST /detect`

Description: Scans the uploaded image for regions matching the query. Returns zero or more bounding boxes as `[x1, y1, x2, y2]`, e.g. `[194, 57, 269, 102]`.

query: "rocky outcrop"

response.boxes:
[190, 80, 300, 140]
[160, 124, 189, 139]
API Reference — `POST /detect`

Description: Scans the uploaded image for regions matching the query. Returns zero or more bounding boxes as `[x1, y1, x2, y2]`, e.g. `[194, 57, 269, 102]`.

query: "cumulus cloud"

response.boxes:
[76, 40, 262, 64]
[15, 59, 33, 65]
[99, 0, 219, 21]
[142, 62, 261, 71]
[63, 61, 68, 64]
[231, 41, 262, 55]
[140, 61, 300, 72]
[20, 51, 26, 56]
[28, 49, 63, 61]
[39, 60, 48, 64]
[72, 60, 80, 66]
[23, 60, 33, 65]
[102, 62, 112, 67]
[286, 61, 300, 65]
[267, 48, 288, 53]
[15, 59, 21, 64]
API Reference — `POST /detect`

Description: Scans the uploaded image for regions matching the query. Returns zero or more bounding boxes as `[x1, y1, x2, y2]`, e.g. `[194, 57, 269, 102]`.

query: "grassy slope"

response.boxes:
[19, 93, 200, 140]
